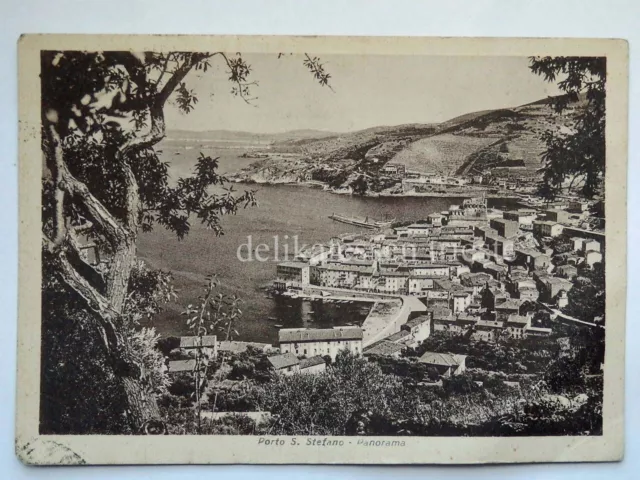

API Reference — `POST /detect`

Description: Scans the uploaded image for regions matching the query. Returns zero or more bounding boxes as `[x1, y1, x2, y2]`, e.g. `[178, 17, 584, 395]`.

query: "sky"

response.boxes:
[164, 54, 563, 134]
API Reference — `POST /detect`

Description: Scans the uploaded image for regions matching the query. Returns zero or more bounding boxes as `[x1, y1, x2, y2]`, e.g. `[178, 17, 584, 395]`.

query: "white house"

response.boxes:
[278, 326, 363, 361]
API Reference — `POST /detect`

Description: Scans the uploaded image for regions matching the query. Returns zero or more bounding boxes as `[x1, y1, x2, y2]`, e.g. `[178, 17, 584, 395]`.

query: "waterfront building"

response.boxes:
[275, 261, 311, 290]
[380, 162, 406, 177]
[400, 223, 432, 236]
[377, 271, 409, 293]
[428, 213, 444, 226]
[295, 244, 331, 265]
[317, 263, 375, 289]
[278, 326, 363, 361]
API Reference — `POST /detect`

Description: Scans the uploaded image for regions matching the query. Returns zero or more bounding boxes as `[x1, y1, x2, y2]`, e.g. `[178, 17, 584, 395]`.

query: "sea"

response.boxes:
[137, 139, 518, 344]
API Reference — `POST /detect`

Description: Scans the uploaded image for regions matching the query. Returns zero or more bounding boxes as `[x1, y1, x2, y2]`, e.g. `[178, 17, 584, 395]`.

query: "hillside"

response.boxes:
[216, 94, 585, 192]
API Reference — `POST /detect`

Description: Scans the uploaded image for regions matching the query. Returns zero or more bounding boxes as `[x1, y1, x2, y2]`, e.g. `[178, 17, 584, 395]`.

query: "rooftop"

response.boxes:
[496, 299, 524, 310]
[167, 359, 197, 373]
[457, 314, 478, 324]
[515, 247, 548, 258]
[476, 320, 505, 329]
[526, 326, 553, 333]
[268, 353, 300, 370]
[363, 340, 405, 357]
[385, 330, 411, 343]
[507, 314, 530, 325]
[179, 335, 217, 349]
[279, 326, 363, 344]
[277, 261, 309, 269]
[299, 355, 326, 369]
[418, 351, 465, 367]
[404, 315, 430, 328]
[534, 220, 562, 227]
[544, 278, 574, 289]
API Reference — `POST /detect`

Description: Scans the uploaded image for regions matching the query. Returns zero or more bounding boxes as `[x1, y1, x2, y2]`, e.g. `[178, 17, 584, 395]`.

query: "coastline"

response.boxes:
[231, 177, 522, 200]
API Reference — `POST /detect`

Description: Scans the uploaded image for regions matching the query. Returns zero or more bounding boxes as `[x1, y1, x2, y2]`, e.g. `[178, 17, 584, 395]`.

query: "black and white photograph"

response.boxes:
[15, 35, 627, 465]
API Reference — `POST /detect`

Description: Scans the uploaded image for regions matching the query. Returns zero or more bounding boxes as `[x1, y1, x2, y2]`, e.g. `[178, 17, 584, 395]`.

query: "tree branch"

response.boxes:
[44, 123, 128, 247]
[116, 53, 211, 231]
[42, 125, 67, 247]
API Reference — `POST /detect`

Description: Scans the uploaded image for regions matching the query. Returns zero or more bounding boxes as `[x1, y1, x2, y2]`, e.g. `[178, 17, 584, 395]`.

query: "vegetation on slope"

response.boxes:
[229, 95, 586, 193]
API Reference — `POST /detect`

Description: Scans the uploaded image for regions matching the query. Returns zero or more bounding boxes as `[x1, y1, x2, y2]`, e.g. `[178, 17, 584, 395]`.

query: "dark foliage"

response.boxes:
[529, 57, 606, 199]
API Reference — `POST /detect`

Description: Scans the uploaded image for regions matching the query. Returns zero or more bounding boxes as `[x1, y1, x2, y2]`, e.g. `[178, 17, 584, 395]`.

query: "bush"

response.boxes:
[168, 373, 196, 399]
[156, 336, 180, 356]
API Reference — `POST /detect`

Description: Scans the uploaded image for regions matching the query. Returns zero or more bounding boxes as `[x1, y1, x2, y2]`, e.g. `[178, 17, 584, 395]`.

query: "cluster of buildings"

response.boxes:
[167, 192, 604, 385]
[272, 194, 604, 344]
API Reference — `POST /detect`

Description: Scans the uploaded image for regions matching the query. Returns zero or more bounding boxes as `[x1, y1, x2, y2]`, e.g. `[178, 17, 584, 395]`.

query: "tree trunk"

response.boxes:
[105, 240, 136, 314]
[121, 376, 166, 434]
[105, 240, 166, 434]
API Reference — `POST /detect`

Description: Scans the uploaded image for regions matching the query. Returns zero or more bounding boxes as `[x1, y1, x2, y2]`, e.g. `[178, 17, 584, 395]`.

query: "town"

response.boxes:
[165, 190, 604, 383]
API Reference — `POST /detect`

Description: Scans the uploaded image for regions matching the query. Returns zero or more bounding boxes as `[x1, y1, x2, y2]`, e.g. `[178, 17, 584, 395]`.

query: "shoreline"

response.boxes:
[230, 178, 522, 200]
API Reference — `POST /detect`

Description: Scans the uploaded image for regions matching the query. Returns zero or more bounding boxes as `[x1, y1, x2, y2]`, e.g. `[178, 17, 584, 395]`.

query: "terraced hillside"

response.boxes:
[225, 94, 585, 191]
[391, 133, 497, 175]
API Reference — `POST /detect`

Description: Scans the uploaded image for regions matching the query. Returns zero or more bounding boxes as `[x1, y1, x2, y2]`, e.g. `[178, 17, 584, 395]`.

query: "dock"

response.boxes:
[328, 213, 394, 229]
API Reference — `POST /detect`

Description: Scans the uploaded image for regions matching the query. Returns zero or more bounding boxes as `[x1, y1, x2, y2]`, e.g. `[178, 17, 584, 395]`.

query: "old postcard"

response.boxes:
[17, 35, 627, 465]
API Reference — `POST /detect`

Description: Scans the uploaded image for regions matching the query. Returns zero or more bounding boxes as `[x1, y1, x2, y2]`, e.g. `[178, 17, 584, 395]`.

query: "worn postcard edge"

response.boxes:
[15, 34, 628, 465]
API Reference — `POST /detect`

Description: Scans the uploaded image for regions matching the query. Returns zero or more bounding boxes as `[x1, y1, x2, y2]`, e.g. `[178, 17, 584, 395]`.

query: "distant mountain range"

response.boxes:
[166, 128, 338, 143]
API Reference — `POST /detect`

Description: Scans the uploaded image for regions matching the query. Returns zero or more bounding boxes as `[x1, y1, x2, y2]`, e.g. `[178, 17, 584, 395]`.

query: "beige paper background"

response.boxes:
[16, 34, 627, 465]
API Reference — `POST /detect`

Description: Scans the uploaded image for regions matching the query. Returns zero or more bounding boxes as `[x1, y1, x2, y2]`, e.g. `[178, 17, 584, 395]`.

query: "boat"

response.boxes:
[273, 324, 283, 328]
[268, 317, 277, 321]
[328, 213, 394, 230]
